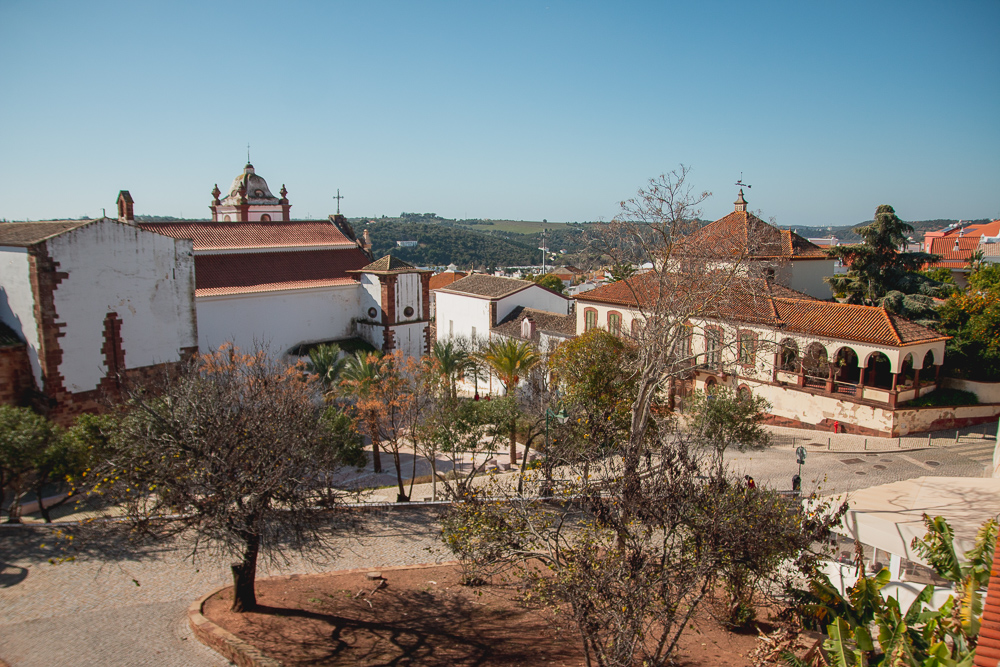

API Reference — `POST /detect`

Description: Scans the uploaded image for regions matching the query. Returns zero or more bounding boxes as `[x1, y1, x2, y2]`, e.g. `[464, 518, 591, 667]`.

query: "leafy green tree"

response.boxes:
[475, 337, 541, 465]
[305, 343, 346, 395]
[548, 329, 639, 456]
[426, 339, 475, 400]
[684, 387, 771, 475]
[826, 205, 947, 324]
[529, 273, 566, 293]
[0, 406, 92, 523]
[607, 262, 636, 282]
[937, 264, 1000, 381]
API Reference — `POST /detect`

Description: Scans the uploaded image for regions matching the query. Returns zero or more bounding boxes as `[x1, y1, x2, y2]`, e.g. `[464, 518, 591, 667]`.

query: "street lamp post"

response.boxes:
[531, 407, 568, 497]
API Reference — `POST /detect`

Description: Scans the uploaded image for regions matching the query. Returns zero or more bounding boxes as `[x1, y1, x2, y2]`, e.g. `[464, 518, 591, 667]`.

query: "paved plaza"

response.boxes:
[0, 422, 994, 666]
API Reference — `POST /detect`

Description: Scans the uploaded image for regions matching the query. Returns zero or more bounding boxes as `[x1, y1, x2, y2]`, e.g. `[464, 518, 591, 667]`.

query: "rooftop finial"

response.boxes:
[247, 143, 250, 165]
[734, 189, 748, 212]
[333, 188, 344, 215]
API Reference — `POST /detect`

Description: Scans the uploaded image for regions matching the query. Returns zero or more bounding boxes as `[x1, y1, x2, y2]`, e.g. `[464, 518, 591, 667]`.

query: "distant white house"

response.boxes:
[434, 274, 570, 345]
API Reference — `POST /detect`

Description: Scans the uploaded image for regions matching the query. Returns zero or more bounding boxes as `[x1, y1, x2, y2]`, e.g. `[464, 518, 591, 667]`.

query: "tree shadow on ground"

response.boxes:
[213, 580, 583, 666]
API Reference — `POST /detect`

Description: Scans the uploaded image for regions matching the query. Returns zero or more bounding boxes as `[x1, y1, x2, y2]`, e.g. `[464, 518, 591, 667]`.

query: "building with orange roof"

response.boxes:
[683, 190, 837, 299]
[573, 270, 989, 436]
[924, 219, 1000, 286]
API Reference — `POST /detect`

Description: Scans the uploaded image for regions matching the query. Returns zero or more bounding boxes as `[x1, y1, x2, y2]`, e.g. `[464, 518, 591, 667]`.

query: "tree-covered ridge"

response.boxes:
[359, 220, 543, 268]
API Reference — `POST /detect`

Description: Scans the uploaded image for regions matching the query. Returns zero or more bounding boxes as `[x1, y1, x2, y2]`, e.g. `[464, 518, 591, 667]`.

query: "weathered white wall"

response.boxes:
[0, 248, 41, 384]
[395, 273, 421, 322]
[359, 275, 382, 321]
[789, 259, 836, 299]
[47, 220, 197, 392]
[435, 291, 491, 343]
[497, 286, 568, 321]
[391, 321, 426, 357]
[943, 378, 1000, 404]
[197, 283, 358, 355]
[893, 405, 1000, 435]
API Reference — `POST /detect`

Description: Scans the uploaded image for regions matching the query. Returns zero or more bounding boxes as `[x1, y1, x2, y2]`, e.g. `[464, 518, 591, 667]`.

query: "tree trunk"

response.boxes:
[517, 439, 533, 495]
[231, 531, 261, 612]
[369, 417, 382, 473]
[393, 448, 408, 502]
[508, 419, 518, 467]
[35, 483, 51, 523]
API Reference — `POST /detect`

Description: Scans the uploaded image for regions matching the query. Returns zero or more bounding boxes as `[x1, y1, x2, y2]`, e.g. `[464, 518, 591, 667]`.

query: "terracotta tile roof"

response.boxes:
[687, 211, 828, 260]
[576, 272, 946, 347]
[350, 255, 428, 275]
[138, 220, 357, 251]
[492, 306, 577, 340]
[435, 274, 536, 299]
[0, 220, 94, 246]
[194, 247, 369, 297]
[429, 270, 468, 291]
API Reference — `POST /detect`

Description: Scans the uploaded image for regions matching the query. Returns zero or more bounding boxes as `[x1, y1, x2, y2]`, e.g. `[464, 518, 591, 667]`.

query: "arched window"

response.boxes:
[584, 308, 598, 332]
[223, 214, 232, 222]
[259, 214, 271, 222]
[778, 338, 799, 371]
[803, 343, 829, 381]
[737, 385, 751, 402]
[608, 311, 622, 336]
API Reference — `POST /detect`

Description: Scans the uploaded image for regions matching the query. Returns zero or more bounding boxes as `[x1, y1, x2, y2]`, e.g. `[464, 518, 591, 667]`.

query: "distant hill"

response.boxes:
[356, 219, 543, 268]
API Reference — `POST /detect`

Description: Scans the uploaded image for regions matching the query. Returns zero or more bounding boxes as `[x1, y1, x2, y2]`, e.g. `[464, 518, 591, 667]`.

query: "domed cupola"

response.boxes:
[210, 162, 291, 222]
[222, 163, 279, 205]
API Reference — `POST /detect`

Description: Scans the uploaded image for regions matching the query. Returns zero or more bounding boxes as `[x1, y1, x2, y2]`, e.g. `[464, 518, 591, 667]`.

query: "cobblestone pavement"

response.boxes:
[0, 507, 451, 667]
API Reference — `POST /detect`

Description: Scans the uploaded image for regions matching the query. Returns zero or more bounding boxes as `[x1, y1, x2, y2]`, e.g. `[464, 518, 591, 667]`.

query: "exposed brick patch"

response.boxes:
[98, 312, 125, 393]
[380, 275, 397, 325]
[0, 344, 35, 406]
[382, 326, 396, 353]
[420, 273, 431, 320]
[27, 243, 69, 400]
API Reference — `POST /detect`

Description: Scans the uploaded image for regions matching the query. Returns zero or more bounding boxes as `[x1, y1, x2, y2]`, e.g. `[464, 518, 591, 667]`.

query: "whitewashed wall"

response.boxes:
[47, 220, 197, 393]
[359, 275, 382, 321]
[394, 273, 422, 322]
[197, 283, 358, 355]
[392, 322, 426, 357]
[0, 247, 41, 384]
[435, 292, 492, 343]
[497, 286, 569, 321]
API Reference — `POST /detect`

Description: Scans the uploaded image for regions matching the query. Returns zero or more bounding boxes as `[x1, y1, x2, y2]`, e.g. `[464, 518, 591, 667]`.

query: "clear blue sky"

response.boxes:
[1, 1, 997, 227]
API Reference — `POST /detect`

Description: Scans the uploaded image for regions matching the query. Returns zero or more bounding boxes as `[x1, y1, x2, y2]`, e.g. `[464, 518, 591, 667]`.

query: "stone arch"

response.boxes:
[778, 337, 799, 371]
[832, 346, 861, 385]
[901, 353, 915, 385]
[802, 342, 829, 382]
[864, 351, 894, 389]
[921, 349, 936, 369]
[736, 384, 751, 402]
[704, 376, 718, 394]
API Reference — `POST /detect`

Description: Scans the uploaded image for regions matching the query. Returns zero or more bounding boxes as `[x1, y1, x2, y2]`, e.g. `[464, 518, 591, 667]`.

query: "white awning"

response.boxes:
[820, 476, 1000, 565]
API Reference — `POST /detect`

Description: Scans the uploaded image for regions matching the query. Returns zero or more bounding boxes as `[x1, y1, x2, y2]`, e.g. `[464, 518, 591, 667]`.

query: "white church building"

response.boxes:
[0, 162, 432, 421]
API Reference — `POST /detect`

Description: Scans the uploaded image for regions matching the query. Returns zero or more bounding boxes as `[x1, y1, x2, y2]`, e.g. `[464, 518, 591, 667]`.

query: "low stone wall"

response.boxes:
[943, 377, 1000, 404]
[893, 404, 1000, 436]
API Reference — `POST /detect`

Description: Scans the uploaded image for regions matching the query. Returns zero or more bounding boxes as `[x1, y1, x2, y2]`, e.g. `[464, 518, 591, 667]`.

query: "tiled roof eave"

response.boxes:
[196, 278, 358, 298]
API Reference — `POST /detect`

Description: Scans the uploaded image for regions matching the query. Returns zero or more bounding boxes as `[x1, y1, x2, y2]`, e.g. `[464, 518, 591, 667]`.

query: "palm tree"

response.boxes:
[476, 337, 541, 465]
[341, 351, 383, 473]
[426, 339, 474, 400]
[305, 343, 346, 396]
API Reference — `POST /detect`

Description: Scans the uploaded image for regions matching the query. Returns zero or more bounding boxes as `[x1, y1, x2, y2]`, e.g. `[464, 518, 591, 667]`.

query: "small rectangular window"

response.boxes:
[705, 329, 721, 366]
[608, 312, 621, 336]
[449, 320, 454, 338]
[471, 326, 477, 341]
[738, 331, 756, 365]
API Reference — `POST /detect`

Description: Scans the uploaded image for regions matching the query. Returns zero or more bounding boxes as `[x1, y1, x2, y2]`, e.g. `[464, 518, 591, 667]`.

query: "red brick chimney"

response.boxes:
[116, 190, 134, 223]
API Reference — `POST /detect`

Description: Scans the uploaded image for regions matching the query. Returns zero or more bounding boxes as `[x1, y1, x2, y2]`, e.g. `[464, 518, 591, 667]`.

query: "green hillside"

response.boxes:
[358, 220, 542, 268]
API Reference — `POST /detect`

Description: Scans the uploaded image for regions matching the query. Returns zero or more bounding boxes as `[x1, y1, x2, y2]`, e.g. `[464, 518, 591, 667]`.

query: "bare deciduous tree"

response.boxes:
[92, 344, 360, 612]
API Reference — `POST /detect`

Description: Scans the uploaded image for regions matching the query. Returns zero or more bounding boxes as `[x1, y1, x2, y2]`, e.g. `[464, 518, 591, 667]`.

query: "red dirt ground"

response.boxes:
[202, 563, 760, 666]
